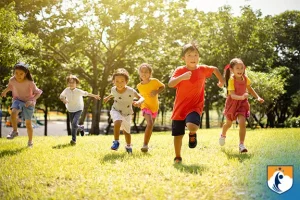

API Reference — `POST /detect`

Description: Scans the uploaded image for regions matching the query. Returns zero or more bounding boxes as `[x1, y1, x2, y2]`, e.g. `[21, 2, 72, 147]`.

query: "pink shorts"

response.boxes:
[142, 108, 158, 118]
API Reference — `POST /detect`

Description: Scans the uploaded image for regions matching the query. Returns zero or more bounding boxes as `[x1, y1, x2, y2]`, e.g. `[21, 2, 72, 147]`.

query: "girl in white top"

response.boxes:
[59, 75, 100, 145]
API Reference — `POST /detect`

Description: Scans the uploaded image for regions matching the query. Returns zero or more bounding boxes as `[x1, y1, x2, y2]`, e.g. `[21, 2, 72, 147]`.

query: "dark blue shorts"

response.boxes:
[171, 112, 200, 136]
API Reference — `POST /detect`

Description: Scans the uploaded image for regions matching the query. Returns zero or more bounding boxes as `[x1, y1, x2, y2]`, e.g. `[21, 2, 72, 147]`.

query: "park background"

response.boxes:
[0, 0, 300, 199]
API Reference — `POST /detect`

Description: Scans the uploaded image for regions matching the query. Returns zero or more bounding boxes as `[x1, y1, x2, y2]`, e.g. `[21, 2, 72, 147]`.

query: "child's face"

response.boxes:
[139, 66, 151, 81]
[182, 50, 199, 68]
[231, 63, 245, 78]
[113, 75, 127, 91]
[68, 79, 77, 90]
[14, 69, 27, 82]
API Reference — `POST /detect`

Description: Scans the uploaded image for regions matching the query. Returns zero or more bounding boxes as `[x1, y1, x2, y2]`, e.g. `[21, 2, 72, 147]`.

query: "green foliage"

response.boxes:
[0, 129, 299, 199]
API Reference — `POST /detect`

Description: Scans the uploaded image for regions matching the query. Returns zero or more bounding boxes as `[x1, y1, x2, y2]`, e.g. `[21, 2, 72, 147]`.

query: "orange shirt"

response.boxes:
[171, 65, 214, 120]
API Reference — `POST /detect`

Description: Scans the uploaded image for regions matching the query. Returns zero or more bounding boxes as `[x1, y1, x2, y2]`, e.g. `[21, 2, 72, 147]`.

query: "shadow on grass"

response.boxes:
[102, 151, 152, 163]
[0, 147, 26, 158]
[221, 148, 253, 162]
[52, 143, 73, 149]
[173, 163, 207, 175]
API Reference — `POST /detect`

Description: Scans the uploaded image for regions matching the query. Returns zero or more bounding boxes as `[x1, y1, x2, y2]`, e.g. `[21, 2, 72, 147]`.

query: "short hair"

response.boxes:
[112, 68, 129, 82]
[181, 42, 200, 57]
[66, 74, 80, 84]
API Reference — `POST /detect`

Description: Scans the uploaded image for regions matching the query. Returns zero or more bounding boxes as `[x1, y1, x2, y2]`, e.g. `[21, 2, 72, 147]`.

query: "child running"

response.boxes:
[168, 43, 224, 163]
[219, 58, 264, 152]
[104, 68, 144, 154]
[1, 62, 43, 147]
[59, 75, 100, 145]
[137, 63, 165, 152]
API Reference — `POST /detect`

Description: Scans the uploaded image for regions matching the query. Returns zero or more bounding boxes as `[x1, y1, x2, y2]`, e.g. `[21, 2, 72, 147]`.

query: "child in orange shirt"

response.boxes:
[168, 43, 224, 163]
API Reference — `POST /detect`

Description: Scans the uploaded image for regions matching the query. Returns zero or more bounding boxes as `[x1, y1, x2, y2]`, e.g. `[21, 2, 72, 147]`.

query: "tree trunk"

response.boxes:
[79, 97, 92, 125]
[205, 99, 210, 128]
[132, 107, 139, 133]
[44, 106, 48, 136]
[90, 99, 101, 135]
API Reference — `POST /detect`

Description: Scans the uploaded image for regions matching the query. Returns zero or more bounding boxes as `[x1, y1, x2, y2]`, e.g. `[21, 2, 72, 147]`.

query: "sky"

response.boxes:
[187, 0, 300, 16]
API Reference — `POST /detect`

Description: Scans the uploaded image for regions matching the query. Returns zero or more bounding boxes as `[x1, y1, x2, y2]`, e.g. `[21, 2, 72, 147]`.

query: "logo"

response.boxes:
[267, 165, 293, 194]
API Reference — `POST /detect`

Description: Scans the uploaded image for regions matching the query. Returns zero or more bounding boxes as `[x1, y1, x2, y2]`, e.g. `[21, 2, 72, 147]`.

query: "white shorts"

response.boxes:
[110, 110, 132, 133]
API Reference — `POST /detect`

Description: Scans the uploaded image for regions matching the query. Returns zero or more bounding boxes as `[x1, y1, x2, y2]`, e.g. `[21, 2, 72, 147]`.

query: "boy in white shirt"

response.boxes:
[60, 75, 100, 145]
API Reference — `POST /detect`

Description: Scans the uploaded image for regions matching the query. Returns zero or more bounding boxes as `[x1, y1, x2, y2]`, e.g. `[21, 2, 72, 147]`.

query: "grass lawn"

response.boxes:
[0, 128, 299, 199]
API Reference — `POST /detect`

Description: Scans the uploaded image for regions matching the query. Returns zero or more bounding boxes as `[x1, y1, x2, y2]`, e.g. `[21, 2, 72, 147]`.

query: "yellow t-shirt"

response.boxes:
[137, 78, 164, 112]
[228, 76, 251, 91]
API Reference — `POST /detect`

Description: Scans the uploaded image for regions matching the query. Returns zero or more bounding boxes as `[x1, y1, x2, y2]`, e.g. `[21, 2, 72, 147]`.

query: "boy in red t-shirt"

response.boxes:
[168, 43, 224, 163]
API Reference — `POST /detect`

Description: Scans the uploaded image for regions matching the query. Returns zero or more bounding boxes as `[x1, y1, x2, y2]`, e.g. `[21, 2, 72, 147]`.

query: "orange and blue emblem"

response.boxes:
[267, 165, 293, 194]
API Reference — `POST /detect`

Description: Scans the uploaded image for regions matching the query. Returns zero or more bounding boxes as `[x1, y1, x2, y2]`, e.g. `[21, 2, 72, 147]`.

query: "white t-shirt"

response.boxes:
[111, 86, 137, 116]
[60, 88, 88, 112]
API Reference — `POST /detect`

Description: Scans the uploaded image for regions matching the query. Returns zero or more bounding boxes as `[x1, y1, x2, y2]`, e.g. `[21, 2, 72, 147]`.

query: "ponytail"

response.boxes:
[14, 62, 33, 81]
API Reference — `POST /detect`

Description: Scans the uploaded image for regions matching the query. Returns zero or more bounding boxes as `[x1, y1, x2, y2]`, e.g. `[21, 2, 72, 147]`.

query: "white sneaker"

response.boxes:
[7, 131, 18, 139]
[219, 135, 226, 146]
[28, 141, 33, 148]
[141, 145, 149, 152]
[239, 144, 248, 153]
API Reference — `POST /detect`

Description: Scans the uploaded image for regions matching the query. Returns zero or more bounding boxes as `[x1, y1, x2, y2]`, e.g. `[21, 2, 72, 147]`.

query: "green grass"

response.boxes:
[0, 128, 299, 199]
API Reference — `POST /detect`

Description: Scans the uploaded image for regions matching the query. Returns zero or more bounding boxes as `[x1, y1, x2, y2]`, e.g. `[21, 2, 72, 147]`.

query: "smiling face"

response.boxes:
[14, 69, 27, 82]
[68, 79, 77, 90]
[231, 63, 245, 78]
[182, 50, 199, 69]
[139, 66, 151, 82]
[113, 75, 127, 92]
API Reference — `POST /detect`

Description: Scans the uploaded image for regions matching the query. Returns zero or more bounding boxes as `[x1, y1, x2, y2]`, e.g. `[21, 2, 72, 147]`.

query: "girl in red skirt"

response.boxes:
[219, 58, 264, 153]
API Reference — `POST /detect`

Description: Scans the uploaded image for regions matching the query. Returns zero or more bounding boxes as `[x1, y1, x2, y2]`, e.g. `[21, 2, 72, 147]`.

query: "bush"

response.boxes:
[285, 117, 300, 128]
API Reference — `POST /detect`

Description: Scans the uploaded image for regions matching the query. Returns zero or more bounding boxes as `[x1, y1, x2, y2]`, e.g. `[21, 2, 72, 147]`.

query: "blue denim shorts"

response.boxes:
[11, 99, 34, 120]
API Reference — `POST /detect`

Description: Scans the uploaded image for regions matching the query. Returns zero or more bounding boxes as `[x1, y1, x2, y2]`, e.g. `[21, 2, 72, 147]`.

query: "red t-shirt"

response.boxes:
[171, 65, 214, 120]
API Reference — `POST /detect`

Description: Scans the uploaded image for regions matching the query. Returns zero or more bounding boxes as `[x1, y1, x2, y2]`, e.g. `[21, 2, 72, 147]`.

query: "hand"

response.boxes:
[25, 100, 35, 107]
[1, 91, 6, 97]
[132, 101, 141, 107]
[217, 81, 224, 88]
[150, 90, 158, 97]
[103, 96, 111, 103]
[94, 95, 101, 100]
[257, 97, 264, 103]
[62, 99, 68, 104]
[242, 93, 249, 100]
[180, 71, 192, 80]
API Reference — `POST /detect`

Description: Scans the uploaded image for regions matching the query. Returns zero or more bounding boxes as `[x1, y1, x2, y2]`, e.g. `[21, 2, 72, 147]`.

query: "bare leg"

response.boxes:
[174, 135, 184, 158]
[221, 119, 233, 137]
[123, 130, 131, 145]
[113, 120, 122, 140]
[238, 115, 246, 144]
[25, 120, 33, 142]
[10, 108, 20, 132]
[143, 114, 155, 146]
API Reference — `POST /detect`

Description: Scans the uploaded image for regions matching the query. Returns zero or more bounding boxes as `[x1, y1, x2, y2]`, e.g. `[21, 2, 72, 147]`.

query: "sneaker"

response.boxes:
[188, 133, 197, 148]
[141, 145, 149, 153]
[125, 145, 132, 154]
[78, 125, 84, 136]
[70, 140, 76, 145]
[219, 135, 226, 146]
[111, 140, 120, 150]
[28, 141, 33, 148]
[7, 131, 18, 139]
[239, 144, 248, 153]
[174, 157, 182, 164]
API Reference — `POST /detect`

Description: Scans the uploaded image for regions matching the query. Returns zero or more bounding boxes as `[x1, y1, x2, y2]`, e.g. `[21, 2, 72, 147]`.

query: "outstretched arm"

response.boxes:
[103, 94, 113, 103]
[212, 67, 225, 88]
[247, 85, 264, 103]
[1, 87, 10, 97]
[87, 93, 101, 100]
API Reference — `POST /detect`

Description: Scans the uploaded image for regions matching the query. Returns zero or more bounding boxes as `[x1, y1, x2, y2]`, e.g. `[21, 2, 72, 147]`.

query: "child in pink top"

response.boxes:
[137, 63, 165, 152]
[1, 62, 43, 147]
[219, 58, 264, 153]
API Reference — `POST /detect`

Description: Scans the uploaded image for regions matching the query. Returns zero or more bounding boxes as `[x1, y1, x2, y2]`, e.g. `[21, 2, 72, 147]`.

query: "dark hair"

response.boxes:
[138, 63, 152, 81]
[13, 62, 33, 81]
[66, 74, 80, 84]
[112, 68, 129, 82]
[181, 42, 200, 57]
[224, 58, 245, 88]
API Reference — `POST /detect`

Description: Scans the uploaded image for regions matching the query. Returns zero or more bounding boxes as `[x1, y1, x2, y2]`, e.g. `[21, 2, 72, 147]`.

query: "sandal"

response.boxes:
[188, 133, 197, 148]
[174, 157, 182, 164]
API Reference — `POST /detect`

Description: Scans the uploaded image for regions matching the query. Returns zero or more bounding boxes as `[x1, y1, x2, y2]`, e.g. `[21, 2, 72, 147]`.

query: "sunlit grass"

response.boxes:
[0, 128, 299, 199]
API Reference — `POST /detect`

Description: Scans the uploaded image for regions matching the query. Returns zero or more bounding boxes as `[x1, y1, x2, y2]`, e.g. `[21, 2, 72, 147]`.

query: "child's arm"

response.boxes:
[1, 87, 10, 97]
[247, 85, 264, 103]
[229, 90, 248, 100]
[103, 94, 113, 103]
[26, 93, 42, 107]
[87, 93, 101, 100]
[133, 92, 145, 107]
[211, 67, 225, 88]
[150, 85, 165, 97]
[168, 71, 192, 88]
